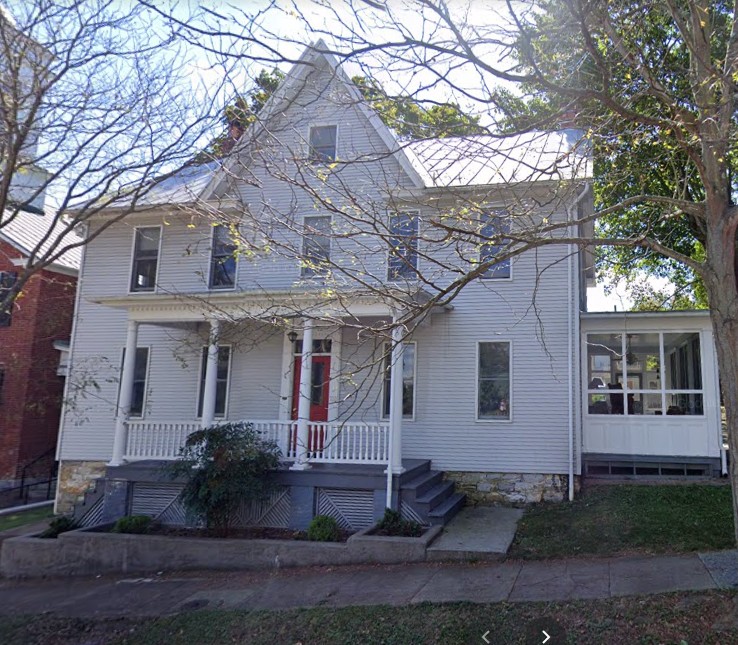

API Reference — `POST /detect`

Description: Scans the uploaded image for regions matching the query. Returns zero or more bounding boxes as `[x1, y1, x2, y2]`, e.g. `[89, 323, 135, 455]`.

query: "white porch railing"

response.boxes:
[125, 419, 390, 465]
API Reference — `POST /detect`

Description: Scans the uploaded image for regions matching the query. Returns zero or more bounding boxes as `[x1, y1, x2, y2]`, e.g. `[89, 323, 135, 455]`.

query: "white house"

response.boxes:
[55, 42, 724, 530]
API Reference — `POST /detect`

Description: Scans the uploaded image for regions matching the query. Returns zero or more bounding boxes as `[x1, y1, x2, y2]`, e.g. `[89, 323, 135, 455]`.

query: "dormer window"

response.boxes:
[309, 125, 337, 161]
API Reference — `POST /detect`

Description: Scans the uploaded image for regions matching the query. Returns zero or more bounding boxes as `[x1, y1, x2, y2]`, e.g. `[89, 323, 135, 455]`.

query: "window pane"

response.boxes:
[210, 225, 237, 288]
[198, 346, 230, 417]
[383, 343, 415, 418]
[136, 227, 160, 252]
[623, 333, 660, 389]
[302, 216, 331, 277]
[388, 212, 418, 279]
[478, 342, 510, 419]
[664, 332, 702, 390]
[666, 393, 703, 415]
[131, 228, 160, 292]
[309, 125, 337, 161]
[586, 334, 622, 390]
[120, 347, 148, 418]
[311, 361, 326, 406]
[480, 212, 511, 279]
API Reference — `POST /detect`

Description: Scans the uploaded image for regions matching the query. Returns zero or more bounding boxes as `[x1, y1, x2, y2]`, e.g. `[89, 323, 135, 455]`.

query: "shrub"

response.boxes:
[307, 515, 341, 542]
[167, 421, 281, 536]
[375, 508, 423, 537]
[111, 515, 153, 534]
[39, 516, 78, 539]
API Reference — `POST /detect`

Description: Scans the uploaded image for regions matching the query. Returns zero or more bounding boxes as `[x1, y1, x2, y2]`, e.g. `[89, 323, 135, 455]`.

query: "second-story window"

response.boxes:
[130, 227, 161, 292]
[209, 224, 237, 289]
[388, 212, 419, 280]
[480, 211, 511, 279]
[0, 271, 17, 327]
[302, 215, 331, 277]
[309, 125, 337, 161]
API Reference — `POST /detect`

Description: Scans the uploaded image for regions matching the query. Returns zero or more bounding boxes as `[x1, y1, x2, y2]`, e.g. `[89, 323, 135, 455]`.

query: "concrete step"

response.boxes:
[428, 492, 466, 525]
[416, 480, 456, 510]
[401, 470, 442, 498]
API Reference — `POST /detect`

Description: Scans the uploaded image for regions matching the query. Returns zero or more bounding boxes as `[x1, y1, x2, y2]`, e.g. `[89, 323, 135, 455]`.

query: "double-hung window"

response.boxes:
[477, 341, 511, 420]
[479, 211, 511, 279]
[0, 271, 17, 326]
[130, 227, 161, 292]
[119, 347, 149, 418]
[388, 211, 419, 280]
[309, 125, 337, 161]
[301, 215, 331, 277]
[197, 346, 231, 418]
[209, 224, 237, 289]
[382, 342, 416, 419]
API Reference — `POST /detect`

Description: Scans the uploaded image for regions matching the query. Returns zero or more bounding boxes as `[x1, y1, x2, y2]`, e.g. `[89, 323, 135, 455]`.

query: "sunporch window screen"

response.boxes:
[308, 125, 337, 161]
[118, 347, 149, 418]
[130, 227, 160, 292]
[301, 216, 331, 277]
[197, 346, 231, 418]
[586, 332, 704, 416]
[382, 342, 416, 418]
[479, 212, 511, 279]
[478, 342, 511, 420]
[388, 212, 418, 280]
[209, 224, 237, 289]
[0, 271, 17, 326]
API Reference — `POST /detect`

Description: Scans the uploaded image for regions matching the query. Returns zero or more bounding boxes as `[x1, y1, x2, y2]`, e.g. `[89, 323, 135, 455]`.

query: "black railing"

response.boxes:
[19, 447, 58, 505]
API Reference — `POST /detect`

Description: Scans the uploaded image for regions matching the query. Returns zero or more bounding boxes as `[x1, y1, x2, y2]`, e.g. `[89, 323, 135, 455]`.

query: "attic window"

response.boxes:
[309, 125, 337, 161]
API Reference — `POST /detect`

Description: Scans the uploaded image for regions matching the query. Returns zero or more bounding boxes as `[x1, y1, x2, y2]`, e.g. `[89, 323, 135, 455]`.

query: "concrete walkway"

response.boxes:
[1, 550, 737, 618]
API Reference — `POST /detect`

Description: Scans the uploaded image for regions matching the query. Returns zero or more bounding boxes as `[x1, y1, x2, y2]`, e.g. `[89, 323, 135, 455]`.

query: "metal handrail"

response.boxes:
[19, 446, 58, 505]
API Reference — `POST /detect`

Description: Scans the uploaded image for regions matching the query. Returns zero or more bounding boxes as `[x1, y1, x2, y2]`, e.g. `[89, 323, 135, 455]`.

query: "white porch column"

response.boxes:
[200, 318, 221, 428]
[291, 318, 314, 470]
[388, 322, 405, 475]
[109, 319, 139, 466]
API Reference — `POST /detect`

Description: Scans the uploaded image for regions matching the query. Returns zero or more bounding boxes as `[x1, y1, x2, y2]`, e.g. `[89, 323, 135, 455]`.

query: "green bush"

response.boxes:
[111, 515, 153, 534]
[167, 421, 281, 536]
[307, 515, 341, 542]
[39, 516, 78, 539]
[375, 508, 423, 537]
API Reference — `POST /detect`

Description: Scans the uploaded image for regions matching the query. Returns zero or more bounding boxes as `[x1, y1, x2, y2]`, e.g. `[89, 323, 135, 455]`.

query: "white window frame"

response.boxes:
[128, 225, 162, 294]
[307, 124, 338, 162]
[208, 224, 238, 290]
[584, 330, 706, 417]
[300, 215, 332, 278]
[387, 210, 420, 281]
[479, 210, 513, 281]
[196, 344, 233, 419]
[381, 341, 417, 421]
[118, 345, 151, 420]
[475, 340, 513, 423]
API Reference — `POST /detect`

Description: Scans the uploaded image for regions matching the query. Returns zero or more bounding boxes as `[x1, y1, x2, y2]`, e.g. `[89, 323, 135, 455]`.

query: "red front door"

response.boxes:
[291, 355, 331, 456]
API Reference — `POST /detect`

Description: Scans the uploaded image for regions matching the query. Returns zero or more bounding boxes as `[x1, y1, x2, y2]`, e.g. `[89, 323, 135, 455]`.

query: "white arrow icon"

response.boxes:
[542, 630, 551, 644]
[482, 630, 490, 643]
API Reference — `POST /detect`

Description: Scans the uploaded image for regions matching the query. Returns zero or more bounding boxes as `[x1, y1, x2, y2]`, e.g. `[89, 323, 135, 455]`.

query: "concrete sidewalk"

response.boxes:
[1, 550, 736, 618]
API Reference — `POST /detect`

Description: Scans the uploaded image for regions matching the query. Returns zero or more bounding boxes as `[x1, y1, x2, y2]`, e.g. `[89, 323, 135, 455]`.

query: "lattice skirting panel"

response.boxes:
[131, 483, 188, 526]
[77, 497, 105, 527]
[315, 488, 374, 530]
[400, 500, 425, 526]
[232, 488, 291, 528]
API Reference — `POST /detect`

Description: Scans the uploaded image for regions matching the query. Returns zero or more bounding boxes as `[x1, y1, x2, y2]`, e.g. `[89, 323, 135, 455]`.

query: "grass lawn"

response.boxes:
[1, 591, 737, 644]
[509, 483, 734, 559]
[0, 506, 53, 533]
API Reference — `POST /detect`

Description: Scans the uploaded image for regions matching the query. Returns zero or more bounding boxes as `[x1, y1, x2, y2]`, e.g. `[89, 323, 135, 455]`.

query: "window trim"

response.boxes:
[208, 224, 238, 290]
[381, 340, 417, 421]
[300, 214, 332, 278]
[128, 225, 162, 294]
[196, 344, 233, 420]
[584, 330, 706, 418]
[307, 124, 338, 162]
[118, 345, 151, 420]
[479, 210, 512, 281]
[386, 210, 420, 281]
[475, 339, 513, 423]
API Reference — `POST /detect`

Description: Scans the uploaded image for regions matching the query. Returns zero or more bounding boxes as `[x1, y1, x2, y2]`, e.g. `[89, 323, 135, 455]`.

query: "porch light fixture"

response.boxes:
[287, 331, 298, 343]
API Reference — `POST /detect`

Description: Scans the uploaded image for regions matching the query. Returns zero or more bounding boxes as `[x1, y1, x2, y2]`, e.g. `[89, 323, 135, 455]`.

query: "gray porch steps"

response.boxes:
[400, 464, 465, 526]
[428, 492, 466, 525]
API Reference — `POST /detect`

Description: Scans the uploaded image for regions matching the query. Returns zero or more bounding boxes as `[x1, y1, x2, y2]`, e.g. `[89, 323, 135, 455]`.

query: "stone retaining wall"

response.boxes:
[55, 460, 107, 514]
[445, 471, 580, 504]
[0, 524, 443, 578]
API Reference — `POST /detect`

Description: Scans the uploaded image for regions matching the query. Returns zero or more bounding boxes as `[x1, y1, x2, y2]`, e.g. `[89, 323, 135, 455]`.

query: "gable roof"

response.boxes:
[0, 209, 81, 273]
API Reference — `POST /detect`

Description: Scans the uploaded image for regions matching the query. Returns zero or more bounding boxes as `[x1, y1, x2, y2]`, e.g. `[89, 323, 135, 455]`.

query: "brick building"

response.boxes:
[0, 211, 79, 487]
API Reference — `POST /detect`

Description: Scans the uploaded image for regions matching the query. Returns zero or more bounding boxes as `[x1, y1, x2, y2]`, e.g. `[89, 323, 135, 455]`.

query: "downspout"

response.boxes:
[566, 183, 592, 501]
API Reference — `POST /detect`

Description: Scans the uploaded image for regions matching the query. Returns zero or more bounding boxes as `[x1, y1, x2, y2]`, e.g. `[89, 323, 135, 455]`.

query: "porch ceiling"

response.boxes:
[90, 287, 450, 323]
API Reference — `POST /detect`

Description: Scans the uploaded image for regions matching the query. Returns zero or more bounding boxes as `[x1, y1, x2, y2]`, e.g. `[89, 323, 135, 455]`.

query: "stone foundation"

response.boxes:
[55, 460, 107, 514]
[445, 471, 580, 505]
